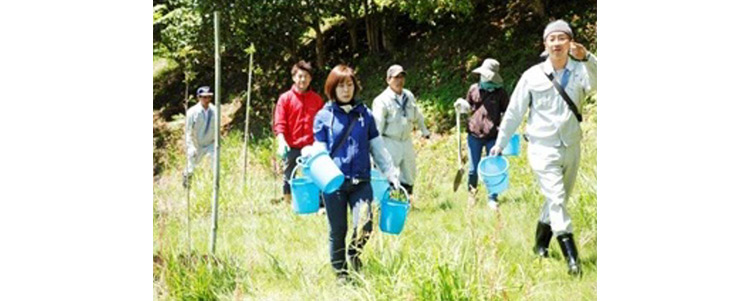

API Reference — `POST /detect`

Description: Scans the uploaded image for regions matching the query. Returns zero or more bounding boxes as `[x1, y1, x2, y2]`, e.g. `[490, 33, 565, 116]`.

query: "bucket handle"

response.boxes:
[287, 164, 300, 184]
[288, 156, 309, 184]
[387, 185, 411, 205]
[295, 155, 308, 166]
[482, 155, 510, 173]
[499, 172, 508, 183]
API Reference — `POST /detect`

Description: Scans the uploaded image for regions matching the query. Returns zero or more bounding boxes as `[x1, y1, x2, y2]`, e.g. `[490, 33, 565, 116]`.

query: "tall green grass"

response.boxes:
[153, 103, 596, 300]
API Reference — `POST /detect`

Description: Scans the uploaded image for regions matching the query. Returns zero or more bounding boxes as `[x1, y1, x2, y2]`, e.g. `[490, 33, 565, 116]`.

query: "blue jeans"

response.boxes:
[323, 179, 373, 273]
[467, 134, 498, 201]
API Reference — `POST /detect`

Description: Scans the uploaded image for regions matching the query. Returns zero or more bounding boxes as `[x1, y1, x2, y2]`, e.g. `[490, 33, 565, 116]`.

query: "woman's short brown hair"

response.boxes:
[324, 64, 360, 102]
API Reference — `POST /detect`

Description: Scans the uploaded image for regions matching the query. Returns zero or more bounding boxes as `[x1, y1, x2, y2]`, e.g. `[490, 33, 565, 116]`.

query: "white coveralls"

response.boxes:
[185, 103, 217, 175]
[371, 88, 430, 186]
[495, 54, 597, 235]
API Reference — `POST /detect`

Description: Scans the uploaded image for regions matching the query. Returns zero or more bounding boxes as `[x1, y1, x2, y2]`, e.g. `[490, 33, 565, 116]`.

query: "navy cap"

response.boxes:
[196, 86, 214, 96]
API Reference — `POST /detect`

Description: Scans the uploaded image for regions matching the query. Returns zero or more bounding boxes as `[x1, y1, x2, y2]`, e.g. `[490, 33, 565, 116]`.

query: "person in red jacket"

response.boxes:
[273, 60, 325, 204]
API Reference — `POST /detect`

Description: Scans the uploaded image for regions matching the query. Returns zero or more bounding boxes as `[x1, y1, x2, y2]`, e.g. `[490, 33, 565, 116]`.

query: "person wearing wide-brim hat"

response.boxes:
[489, 19, 597, 276]
[371, 64, 431, 198]
[183, 86, 217, 188]
[454, 58, 510, 210]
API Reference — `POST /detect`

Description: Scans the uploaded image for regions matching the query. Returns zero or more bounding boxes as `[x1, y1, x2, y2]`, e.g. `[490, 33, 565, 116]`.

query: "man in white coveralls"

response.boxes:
[371, 64, 431, 198]
[489, 19, 596, 276]
[182, 86, 217, 188]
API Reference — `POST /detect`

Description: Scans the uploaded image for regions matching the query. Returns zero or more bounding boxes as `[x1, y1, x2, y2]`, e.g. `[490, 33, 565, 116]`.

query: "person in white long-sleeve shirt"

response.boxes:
[489, 20, 596, 276]
[183, 86, 217, 188]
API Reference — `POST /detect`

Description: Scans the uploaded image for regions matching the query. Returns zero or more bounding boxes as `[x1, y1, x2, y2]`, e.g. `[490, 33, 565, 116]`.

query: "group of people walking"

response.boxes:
[182, 19, 597, 281]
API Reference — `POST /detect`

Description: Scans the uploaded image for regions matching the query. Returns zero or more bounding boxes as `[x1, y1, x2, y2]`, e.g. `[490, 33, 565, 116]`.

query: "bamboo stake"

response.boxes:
[242, 44, 254, 184]
[271, 105, 279, 201]
[183, 72, 192, 253]
[210, 11, 221, 254]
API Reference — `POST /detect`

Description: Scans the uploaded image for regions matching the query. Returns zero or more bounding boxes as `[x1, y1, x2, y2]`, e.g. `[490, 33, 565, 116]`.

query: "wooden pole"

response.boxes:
[210, 11, 221, 254]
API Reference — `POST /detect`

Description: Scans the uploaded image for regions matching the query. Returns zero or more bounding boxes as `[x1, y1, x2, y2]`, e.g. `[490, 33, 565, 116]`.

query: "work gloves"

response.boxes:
[276, 134, 290, 158]
[489, 144, 503, 157]
[386, 168, 401, 189]
[187, 146, 197, 161]
[453, 98, 470, 114]
[421, 129, 431, 140]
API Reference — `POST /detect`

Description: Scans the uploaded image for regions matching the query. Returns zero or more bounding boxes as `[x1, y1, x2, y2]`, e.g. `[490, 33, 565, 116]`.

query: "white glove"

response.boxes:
[453, 98, 470, 114]
[421, 129, 431, 139]
[276, 134, 290, 158]
[187, 146, 198, 160]
[386, 168, 401, 188]
[489, 144, 503, 156]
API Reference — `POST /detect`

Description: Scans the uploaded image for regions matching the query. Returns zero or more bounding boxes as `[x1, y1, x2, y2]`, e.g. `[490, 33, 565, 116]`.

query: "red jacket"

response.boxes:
[273, 86, 325, 148]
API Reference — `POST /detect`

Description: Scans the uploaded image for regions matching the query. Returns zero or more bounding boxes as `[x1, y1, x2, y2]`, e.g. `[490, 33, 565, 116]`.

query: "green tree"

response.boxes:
[330, 0, 364, 51]
[394, 0, 474, 24]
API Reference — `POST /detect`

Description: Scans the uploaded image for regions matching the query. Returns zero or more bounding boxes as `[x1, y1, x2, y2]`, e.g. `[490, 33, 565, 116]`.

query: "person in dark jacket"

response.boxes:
[311, 64, 399, 282]
[454, 58, 510, 210]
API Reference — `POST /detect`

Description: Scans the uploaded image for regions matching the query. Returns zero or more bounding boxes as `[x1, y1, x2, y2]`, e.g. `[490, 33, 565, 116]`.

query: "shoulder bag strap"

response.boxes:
[330, 112, 362, 156]
[544, 70, 582, 122]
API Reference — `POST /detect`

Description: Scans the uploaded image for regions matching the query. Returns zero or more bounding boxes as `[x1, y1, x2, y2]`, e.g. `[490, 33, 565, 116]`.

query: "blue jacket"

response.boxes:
[313, 101, 379, 180]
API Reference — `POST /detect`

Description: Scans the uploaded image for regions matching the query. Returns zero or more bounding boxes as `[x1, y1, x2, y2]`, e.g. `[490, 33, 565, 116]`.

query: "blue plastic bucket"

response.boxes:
[299, 151, 345, 194]
[370, 169, 389, 204]
[502, 133, 521, 156]
[379, 186, 410, 235]
[288, 163, 320, 214]
[478, 156, 510, 195]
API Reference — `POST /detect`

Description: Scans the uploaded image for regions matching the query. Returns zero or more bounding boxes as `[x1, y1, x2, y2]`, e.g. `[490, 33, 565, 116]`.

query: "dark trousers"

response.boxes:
[282, 148, 302, 195]
[467, 134, 498, 201]
[283, 148, 325, 207]
[323, 179, 373, 272]
[399, 183, 413, 195]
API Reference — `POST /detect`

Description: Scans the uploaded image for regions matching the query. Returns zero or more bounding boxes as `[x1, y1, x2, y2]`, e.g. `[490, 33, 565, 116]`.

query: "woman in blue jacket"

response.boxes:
[312, 64, 400, 282]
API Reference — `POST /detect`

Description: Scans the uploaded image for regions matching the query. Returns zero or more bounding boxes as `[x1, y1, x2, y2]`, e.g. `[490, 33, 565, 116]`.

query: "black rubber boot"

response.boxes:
[533, 222, 553, 257]
[557, 233, 582, 276]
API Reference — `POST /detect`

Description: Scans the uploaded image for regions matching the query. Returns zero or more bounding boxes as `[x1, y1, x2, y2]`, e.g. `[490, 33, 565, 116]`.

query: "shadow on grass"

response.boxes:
[437, 199, 454, 211]
[409, 198, 457, 214]
[499, 195, 527, 205]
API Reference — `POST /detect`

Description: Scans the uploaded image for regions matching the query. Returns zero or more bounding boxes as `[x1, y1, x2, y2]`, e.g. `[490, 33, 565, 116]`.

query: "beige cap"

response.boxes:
[386, 64, 406, 78]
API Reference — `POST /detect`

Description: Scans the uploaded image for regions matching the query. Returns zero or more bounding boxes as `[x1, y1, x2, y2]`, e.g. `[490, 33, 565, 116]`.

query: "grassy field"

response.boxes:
[153, 104, 597, 300]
